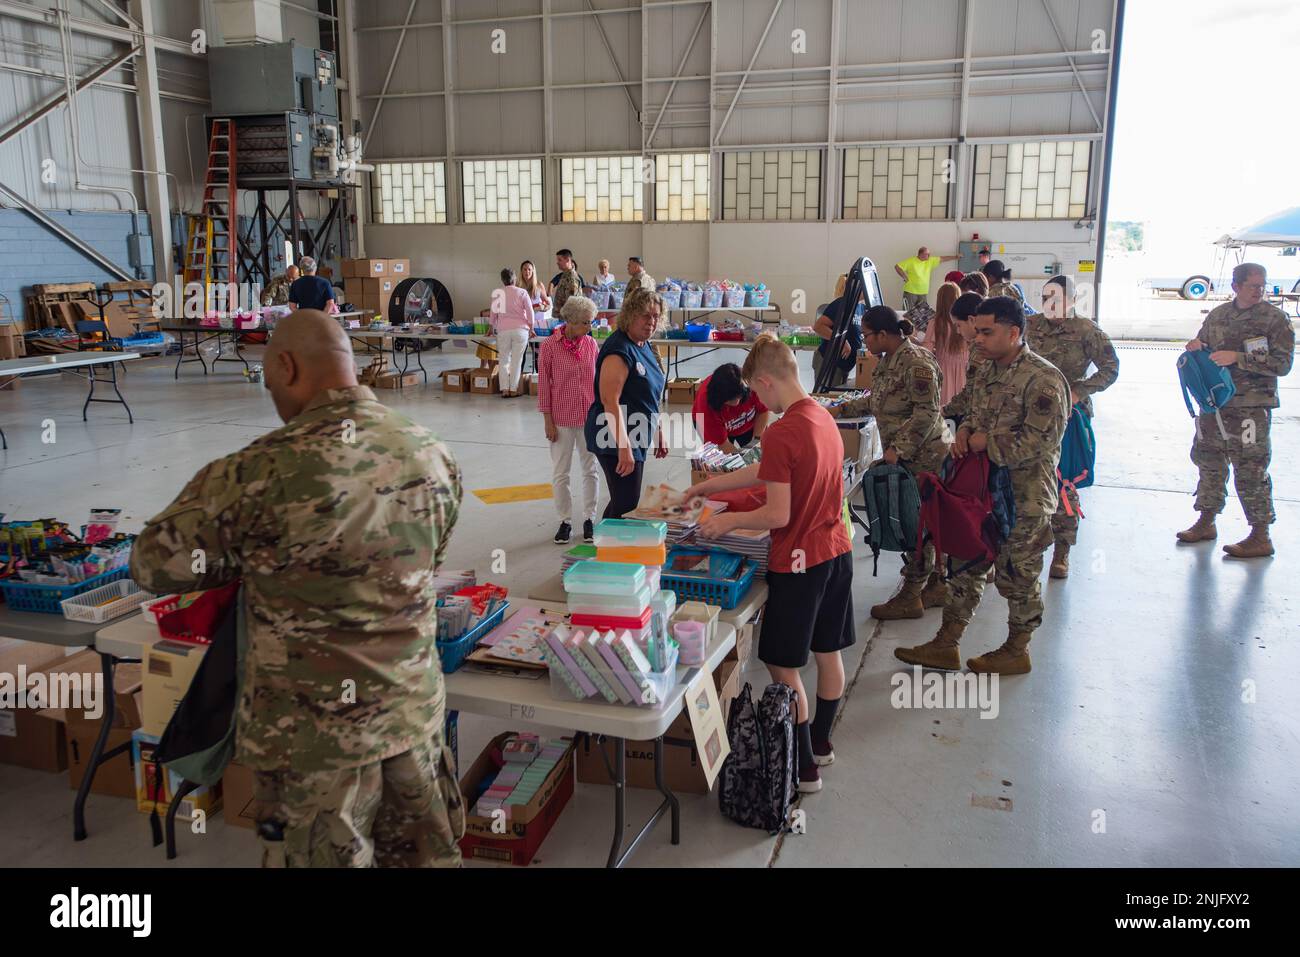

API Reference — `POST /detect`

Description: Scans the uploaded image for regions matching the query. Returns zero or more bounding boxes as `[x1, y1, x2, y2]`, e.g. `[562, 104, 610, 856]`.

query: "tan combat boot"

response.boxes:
[894, 620, 965, 670]
[967, 631, 1032, 675]
[1176, 511, 1217, 543]
[870, 580, 925, 620]
[920, 571, 950, 608]
[1049, 542, 1070, 579]
[1223, 526, 1274, 559]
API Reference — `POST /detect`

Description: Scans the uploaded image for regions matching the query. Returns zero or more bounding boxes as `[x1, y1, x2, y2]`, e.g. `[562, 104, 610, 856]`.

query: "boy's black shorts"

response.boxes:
[759, 551, 856, 669]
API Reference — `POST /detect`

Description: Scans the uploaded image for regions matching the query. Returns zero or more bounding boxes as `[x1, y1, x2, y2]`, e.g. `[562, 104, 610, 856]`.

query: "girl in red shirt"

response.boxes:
[691, 363, 771, 452]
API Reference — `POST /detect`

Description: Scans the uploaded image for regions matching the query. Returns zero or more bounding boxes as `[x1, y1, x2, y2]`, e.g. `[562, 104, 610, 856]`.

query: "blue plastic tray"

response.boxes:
[436, 600, 510, 674]
[0, 566, 131, 614]
[661, 560, 756, 610]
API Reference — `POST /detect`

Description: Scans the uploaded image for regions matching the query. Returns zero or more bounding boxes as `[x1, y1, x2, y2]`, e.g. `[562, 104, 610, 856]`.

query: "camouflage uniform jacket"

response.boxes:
[988, 281, 1024, 304]
[129, 386, 463, 772]
[965, 345, 1070, 517]
[1026, 314, 1119, 416]
[943, 351, 996, 425]
[841, 340, 947, 472]
[1195, 300, 1295, 408]
[262, 274, 292, 306]
[631, 272, 656, 293]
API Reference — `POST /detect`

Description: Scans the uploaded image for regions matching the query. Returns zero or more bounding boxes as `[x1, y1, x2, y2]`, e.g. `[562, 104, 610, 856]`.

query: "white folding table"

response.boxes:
[0, 351, 140, 448]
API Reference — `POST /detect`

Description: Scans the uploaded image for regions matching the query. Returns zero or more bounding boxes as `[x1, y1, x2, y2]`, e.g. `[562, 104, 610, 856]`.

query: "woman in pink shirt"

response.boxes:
[491, 267, 536, 397]
[921, 281, 968, 406]
[538, 295, 601, 544]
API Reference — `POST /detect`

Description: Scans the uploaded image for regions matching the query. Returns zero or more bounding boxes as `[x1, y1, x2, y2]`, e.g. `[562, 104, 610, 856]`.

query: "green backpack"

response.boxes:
[861, 462, 921, 575]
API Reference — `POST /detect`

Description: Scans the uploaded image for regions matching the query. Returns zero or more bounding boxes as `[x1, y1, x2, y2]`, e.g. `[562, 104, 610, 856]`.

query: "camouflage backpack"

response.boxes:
[554, 269, 582, 312]
[717, 682, 799, 835]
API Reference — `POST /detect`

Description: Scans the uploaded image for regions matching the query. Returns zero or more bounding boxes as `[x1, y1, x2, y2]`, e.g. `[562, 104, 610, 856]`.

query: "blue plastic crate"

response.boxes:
[436, 600, 509, 674]
[661, 560, 756, 610]
[0, 566, 131, 614]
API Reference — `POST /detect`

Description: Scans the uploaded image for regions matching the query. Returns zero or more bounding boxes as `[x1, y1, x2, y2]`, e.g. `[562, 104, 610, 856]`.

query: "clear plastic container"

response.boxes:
[650, 589, 677, 626]
[593, 518, 668, 547]
[570, 606, 652, 632]
[673, 620, 707, 666]
[548, 638, 678, 709]
[595, 544, 667, 565]
[563, 560, 646, 597]
[644, 566, 662, 594]
[565, 581, 653, 615]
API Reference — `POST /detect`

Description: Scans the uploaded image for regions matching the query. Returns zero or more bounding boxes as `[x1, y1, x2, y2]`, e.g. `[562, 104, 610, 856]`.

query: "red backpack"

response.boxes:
[915, 452, 1013, 576]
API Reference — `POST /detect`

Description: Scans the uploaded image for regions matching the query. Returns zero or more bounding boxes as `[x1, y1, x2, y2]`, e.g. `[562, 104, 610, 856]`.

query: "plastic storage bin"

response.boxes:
[663, 328, 689, 340]
[681, 286, 704, 309]
[651, 589, 677, 626]
[745, 287, 771, 308]
[436, 601, 510, 674]
[571, 606, 652, 631]
[0, 566, 131, 615]
[59, 579, 153, 624]
[448, 323, 475, 334]
[595, 544, 667, 566]
[723, 287, 746, 308]
[661, 560, 755, 609]
[594, 518, 667, 547]
[685, 323, 712, 342]
[656, 284, 682, 309]
[563, 560, 646, 597]
[548, 637, 678, 708]
[587, 286, 611, 309]
[565, 581, 653, 613]
[672, 620, 707, 667]
[702, 284, 724, 308]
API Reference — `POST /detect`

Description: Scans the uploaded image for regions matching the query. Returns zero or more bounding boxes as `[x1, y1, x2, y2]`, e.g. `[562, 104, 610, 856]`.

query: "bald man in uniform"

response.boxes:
[131, 311, 466, 867]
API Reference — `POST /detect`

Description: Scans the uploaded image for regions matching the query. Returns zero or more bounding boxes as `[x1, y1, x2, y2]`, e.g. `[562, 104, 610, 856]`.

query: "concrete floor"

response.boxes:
[1, 340, 1297, 868]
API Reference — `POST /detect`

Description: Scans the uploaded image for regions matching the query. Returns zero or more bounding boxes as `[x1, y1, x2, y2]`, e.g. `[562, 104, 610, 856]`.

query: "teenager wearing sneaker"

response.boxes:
[833, 306, 949, 620]
[1178, 263, 1294, 558]
[1028, 275, 1119, 578]
[539, 296, 601, 544]
[688, 335, 854, 793]
[895, 296, 1068, 676]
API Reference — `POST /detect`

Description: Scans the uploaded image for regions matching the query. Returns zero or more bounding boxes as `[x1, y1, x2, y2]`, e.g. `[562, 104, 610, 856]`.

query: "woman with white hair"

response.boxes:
[538, 295, 601, 543]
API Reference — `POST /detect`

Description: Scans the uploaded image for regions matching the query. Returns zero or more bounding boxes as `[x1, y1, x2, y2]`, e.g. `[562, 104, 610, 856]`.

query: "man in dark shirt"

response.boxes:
[549, 248, 585, 293]
[288, 257, 336, 312]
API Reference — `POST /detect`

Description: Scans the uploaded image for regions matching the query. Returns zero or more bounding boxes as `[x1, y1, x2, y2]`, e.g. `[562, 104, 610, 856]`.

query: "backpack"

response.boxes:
[861, 462, 922, 575]
[717, 682, 798, 835]
[553, 270, 582, 313]
[1057, 404, 1096, 517]
[916, 452, 1017, 577]
[150, 584, 246, 852]
[1177, 349, 1235, 440]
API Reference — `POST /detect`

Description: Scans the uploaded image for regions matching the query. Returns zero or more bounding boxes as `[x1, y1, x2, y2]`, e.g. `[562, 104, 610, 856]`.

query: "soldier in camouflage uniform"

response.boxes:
[896, 296, 1069, 676]
[130, 311, 466, 868]
[1028, 274, 1120, 578]
[1177, 263, 1295, 558]
[261, 265, 299, 306]
[837, 306, 949, 618]
[984, 260, 1024, 305]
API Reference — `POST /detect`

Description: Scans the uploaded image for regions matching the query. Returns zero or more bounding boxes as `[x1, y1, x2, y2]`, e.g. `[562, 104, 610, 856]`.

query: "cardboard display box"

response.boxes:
[525, 373, 539, 396]
[0, 642, 96, 772]
[37, 655, 143, 798]
[131, 730, 221, 820]
[222, 763, 256, 830]
[387, 258, 411, 277]
[854, 351, 878, 390]
[575, 658, 740, 795]
[342, 258, 389, 278]
[356, 277, 395, 300]
[839, 423, 866, 463]
[375, 371, 419, 390]
[442, 368, 473, 393]
[140, 640, 208, 737]
[725, 621, 755, 665]
[666, 378, 699, 405]
[470, 369, 501, 395]
[459, 733, 575, 866]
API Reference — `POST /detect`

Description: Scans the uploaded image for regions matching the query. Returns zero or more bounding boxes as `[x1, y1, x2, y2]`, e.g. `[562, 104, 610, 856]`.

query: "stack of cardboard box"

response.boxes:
[341, 258, 411, 317]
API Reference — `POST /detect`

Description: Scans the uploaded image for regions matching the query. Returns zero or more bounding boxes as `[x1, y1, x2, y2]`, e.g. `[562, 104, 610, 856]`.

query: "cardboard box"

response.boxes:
[470, 370, 501, 395]
[576, 658, 739, 795]
[222, 763, 256, 830]
[357, 277, 395, 300]
[67, 724, 136, 799]
[839, 423, 867, 464]
[525, 373, 539, 396]
[387, 258, 411, 277]
[666, 378, 698, 405]
[342, 258, 388, 278]
[0, 643, 95, 772]
[375, 371, 419, 390]
[140, 640, 208, 737]
[459, 733, 575, 866]
[726, 621, 754, 666]
[357, 293, 389, 315]
[442, 368, 473, 393]
[855, 352, 878, 390]
[0, 322, 24, 359]
[131, 730, 221, 820]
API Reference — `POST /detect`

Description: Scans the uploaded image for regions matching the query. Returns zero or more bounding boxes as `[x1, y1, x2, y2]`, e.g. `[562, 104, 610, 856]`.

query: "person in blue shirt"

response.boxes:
[288, 257, 336, 313]
[585, 287, 668, 517]
[812, 274, 865, 388]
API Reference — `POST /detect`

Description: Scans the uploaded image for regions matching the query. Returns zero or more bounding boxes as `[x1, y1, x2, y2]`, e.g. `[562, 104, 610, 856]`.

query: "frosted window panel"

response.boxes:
[724, 153, 736, 176]
[532, 185, 541, 214]
[919, 157, 932, 181]
[917, 194, 931, 219]
[1007, 172, 1021, 195]
[1074, 141, 1090, 170]
[887, 193, 902, 218]
[1069, 203, 1085, 217]
[668, 196, 681, 218]
[763, 194, 777, 219]
[1008, 144, 1023, 173]
[777, 206, 790, 221]
[597, 166, 609, 192]
[475, 198, 486, 220]
[1021, 188, 1036, 210]
[622, 197, 634, 219]
[794, 165, 806, 192]
[932, 173, 947, 199]
[903, 150, 918, 176]
[778, 151, 792, 177]
[1070, 170, 1088, 203]
[874, 175, 888, 201]
[903, 175, 917, 206]
[572, 198, 586, 219]
[669, 164, 682, 192]
[974, 173, 989, 206]
[1038, 171, 1053, 196]
[596, 198, 609, 219]
[1041, 142, 1057, 166]
[989, 191, 1003, 218]
[723, 179, 736, 207]
[1055, 153, 1071, 182]
[975, 148, 990, 175]
[973, 205, 987, 217]
[1053, 188, 1069, 218]
[1025, 142, 1039, 157]
[682, 180, 694, 207]
[695, 196, 707, 219]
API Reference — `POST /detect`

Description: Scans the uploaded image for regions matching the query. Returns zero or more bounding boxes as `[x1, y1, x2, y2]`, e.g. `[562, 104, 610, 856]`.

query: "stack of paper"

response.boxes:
[698, 527, 771, 576]
[559, 544, 597, 572]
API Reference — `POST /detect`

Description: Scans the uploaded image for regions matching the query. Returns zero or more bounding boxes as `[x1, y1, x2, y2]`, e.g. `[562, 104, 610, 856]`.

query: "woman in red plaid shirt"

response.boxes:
[538, 295, 601, 544]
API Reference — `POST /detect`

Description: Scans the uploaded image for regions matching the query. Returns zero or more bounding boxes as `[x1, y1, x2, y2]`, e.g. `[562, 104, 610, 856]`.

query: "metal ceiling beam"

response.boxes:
[88, 0, 138, 30]
[0, 0, 197, 58]
[713, 0, 782, 146]
[647, 3, 709, 149]
[0, 181, 132, 279]
[584, 0, 639, 119]
[0, 59, 207, 103]
[363, 0, 419, 155]
[1039, 0, 1104, 131]
[0, 43, 139, 147]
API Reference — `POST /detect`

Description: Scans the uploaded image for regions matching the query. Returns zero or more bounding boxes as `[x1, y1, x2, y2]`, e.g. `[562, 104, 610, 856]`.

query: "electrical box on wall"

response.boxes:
[958, 239, 991, 273]
[207, 42, 339, 120]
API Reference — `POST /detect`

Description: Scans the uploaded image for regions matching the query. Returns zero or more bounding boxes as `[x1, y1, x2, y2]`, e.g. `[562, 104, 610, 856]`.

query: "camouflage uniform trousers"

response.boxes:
[252, 731, 465, 868]
[942, 516, 1054, 633]
[1191, 408, 1274, 525]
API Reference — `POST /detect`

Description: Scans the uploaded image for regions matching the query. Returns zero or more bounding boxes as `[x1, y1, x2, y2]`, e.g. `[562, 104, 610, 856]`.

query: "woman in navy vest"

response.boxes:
[584, 287, 668, 517]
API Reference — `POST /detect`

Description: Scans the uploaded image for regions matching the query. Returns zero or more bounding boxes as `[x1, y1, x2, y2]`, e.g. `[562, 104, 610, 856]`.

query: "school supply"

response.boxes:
[717, 682, 799, 835]
[1177, 348, 1236, 440]
[860, 462, 922, 575]
[1057, 404, 1097, 517]
[915, 451, 1017, 577]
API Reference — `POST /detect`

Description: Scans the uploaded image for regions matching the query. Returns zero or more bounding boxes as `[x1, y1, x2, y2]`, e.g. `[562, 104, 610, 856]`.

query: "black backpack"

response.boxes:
[717, 682, 799, 834]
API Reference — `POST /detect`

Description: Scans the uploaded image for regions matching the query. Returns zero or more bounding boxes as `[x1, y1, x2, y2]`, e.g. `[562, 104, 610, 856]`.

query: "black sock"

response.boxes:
[797, 721, 814, 773]
[811, 696, 839, 747]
